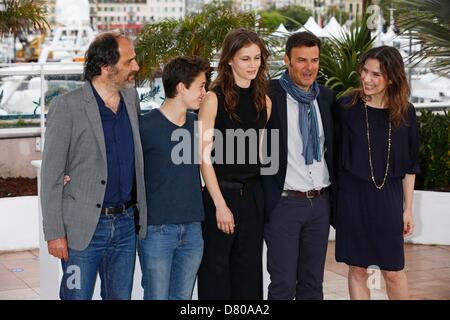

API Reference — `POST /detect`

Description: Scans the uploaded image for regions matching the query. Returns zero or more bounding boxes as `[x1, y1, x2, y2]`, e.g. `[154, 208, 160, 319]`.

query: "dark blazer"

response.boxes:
[262, 79, 337, 225]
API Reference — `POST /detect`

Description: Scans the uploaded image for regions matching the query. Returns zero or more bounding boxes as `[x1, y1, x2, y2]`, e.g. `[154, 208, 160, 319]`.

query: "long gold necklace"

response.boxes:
[364, 103, 391, 190]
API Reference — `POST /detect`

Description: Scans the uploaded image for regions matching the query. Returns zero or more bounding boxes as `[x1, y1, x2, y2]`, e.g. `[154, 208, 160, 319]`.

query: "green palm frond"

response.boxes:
[135, 3, 256, 82]
[395, 0, 450, 75]
[318, 15, 375, 98]
[0, 0, 49, 36]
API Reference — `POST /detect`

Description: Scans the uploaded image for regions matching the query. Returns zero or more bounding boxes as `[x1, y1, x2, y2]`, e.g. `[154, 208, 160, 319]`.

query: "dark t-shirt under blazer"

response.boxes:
[139, 109, 204, 225]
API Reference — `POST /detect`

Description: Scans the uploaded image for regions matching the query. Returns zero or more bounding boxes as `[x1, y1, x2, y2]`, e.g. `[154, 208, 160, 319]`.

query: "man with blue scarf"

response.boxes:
[262, 32, 337, 300]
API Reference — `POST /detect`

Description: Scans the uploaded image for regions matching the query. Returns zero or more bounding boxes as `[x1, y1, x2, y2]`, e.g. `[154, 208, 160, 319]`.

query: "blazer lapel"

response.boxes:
[82, 83, 107, 162]
[316, 91, 332, 156]
[121, 89, 140, 147]
[275, 84, 288, 155]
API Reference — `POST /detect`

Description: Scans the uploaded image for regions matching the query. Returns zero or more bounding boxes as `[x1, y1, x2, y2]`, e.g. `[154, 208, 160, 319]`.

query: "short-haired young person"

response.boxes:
[138, 56, 209, 300]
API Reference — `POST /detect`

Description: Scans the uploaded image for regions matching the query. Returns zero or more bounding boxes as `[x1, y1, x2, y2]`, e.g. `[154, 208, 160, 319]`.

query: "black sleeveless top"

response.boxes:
[212, 85, 267, 182]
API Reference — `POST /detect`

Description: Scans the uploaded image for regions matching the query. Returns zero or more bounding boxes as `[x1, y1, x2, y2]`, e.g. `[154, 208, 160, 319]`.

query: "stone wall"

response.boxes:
[0, 128, 42, 178]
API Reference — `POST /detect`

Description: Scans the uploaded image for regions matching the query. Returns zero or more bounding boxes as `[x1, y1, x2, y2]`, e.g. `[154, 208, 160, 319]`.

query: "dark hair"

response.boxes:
[285, 31, 321, 59]
[349, 45, 410, 127]
[211, 28, 269, 120]
[162, 56, 210, 98]
[84, 31, 125, 81]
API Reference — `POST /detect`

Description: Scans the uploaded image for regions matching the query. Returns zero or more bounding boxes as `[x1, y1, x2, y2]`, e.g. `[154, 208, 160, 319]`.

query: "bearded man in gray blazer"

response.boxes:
[41, 32, 147, 300]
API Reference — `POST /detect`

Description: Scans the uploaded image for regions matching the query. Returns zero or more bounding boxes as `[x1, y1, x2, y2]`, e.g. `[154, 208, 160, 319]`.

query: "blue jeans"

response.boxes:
[138, 222, 203, 300]
[59, 207, 137, 300]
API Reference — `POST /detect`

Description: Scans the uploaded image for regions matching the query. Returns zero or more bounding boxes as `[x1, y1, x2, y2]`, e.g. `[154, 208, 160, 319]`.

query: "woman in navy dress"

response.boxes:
[335, 46, 419, 299]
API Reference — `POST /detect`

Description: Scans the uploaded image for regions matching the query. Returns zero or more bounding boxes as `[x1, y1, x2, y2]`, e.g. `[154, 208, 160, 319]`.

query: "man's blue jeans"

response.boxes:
[59, 207, 137, 300]
[138, 222, 203, 300]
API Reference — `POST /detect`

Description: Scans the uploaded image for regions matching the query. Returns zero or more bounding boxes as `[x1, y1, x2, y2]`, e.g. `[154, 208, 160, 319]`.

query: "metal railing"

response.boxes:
[414, 102, 450, 110]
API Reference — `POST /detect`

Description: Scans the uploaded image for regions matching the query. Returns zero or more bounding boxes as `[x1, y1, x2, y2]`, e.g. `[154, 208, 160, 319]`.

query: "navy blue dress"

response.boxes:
[335, 97, 419, 271]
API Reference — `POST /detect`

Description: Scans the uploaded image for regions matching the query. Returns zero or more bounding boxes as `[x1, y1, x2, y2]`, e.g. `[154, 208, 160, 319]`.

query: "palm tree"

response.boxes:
[0, 0, 49, 60]
[395, 0, 450, 76]
[318, 15, 375, 98]
[135, 2, 256, 82]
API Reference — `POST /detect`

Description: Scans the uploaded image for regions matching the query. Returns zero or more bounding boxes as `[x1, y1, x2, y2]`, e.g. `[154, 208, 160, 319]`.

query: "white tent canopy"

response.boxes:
[295, 17, 324, 37]
[323, 17, 345, 39]
[272, 23, 290, 37]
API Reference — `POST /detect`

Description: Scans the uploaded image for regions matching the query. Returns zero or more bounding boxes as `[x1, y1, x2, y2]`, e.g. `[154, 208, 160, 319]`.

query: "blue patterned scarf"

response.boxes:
[279, 70, 321, 165]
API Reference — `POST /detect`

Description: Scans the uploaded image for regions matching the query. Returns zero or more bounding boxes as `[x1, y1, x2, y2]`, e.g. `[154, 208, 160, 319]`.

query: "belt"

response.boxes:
[101, 201, 135, 215]
[218, 176, 260, 196]
[217, 175, 260, 189]
[281, 187, 329, 199]
[218, 180, 245, 190]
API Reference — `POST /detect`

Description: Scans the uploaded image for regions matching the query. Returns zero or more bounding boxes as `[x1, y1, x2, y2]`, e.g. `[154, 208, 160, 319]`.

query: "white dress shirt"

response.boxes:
[283, 93, 331, 192]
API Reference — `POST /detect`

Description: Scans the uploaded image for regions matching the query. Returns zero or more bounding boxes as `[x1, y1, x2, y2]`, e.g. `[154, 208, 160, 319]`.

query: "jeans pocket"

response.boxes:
[124, 207, 135, 220]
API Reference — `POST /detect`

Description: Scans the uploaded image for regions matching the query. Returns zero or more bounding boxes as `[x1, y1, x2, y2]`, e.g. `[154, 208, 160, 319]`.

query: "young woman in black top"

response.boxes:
[197, 28, 272, 299]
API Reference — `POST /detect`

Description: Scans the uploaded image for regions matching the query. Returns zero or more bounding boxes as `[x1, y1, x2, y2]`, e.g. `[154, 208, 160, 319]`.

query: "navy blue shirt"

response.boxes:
[140, 109, 204, 225]
[91, 83, 135, 207]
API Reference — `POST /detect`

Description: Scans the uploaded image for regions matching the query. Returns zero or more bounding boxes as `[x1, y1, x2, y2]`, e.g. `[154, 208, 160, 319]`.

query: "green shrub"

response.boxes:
[416, 109, 450, 191]
[0, 119, 39, 128]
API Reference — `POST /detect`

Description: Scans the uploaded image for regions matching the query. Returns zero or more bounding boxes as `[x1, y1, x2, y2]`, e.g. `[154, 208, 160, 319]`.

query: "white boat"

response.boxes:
[38, 26, 97, 63]
[0, 63, 84, 114]
[36, 0, 96, 63]
[0, 62, 162, 115]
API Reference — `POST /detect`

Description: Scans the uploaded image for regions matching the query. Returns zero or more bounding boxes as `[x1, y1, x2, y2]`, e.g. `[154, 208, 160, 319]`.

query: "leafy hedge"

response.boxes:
[416, 110, 450, 191]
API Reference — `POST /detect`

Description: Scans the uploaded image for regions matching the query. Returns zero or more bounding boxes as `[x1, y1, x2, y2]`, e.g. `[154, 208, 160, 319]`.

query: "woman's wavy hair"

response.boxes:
[84, 31, 125, 81]
[349, 45, 410, 127]
[211, 28, 269, 121]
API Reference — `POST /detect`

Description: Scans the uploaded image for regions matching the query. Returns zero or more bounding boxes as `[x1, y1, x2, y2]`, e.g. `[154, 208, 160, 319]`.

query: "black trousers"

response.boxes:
[197, 178, 264, 300]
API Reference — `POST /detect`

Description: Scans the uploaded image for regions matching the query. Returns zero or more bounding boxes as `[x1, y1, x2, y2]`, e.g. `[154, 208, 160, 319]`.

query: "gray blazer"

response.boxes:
[41, 82, 147, 251]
